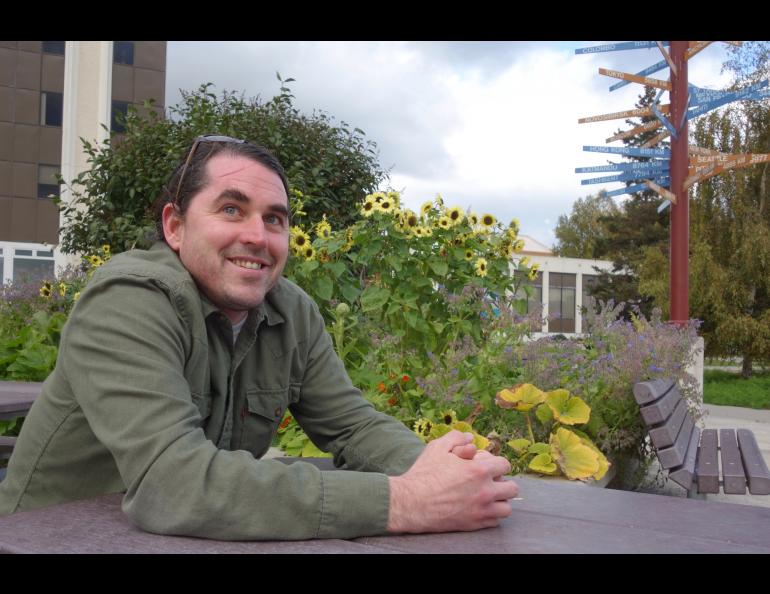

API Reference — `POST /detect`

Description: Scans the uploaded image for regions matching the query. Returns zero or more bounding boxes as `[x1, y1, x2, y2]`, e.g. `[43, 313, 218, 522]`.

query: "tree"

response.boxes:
[58, 78, 388, 255]
[637, 42, 770, 377]
[553, 190, 619, 258]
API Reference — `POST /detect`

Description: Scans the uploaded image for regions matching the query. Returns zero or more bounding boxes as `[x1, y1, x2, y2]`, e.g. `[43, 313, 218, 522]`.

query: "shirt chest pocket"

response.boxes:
[238, 388, 291, 458]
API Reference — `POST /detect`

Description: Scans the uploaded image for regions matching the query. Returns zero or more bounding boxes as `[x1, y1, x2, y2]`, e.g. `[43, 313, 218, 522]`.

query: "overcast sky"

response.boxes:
[164, 41, 734, 248]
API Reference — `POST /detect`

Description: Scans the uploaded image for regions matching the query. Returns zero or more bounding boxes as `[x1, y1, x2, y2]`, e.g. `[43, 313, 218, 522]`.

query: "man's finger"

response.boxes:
[473, 454, 512, 478]
[450, 443, 478, 460]
[432, 430, 474, 452]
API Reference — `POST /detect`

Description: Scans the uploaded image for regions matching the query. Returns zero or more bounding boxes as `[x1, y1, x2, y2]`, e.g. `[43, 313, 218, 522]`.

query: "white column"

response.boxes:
[541, 269, 549, 333]
[55, 41, 113, 275]
[575, 272, 583, 334]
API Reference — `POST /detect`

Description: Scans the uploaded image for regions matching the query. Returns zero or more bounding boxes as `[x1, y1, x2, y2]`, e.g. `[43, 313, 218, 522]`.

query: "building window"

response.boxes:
[37, 165, 60, 199]
[111, 100, 129, 133]
[548, 272, 576, 334]
[42, 41, 65, 55]
[114, 41, 134, 65]
[5, 246, 55, 284]
[515, 270, 544, 332]
[40, 92, 63, 127]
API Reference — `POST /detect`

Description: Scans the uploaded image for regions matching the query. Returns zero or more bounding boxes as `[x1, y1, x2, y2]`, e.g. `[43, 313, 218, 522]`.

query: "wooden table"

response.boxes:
[0, 381, 43, 420]
[1, 474, 769, 553]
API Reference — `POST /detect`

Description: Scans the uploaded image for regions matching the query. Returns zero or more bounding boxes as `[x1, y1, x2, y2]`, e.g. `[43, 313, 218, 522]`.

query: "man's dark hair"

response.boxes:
[153, 137, 290, 241]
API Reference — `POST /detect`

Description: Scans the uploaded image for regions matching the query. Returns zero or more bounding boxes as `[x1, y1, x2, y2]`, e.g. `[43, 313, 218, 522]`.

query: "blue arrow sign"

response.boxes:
[575, 41, 669, 55]
[610, 59, 668, 92]
[651, 102, 677, 139]
[688, 84, 732, 107]
[581, 169, 670, 185]
[575, 162, 671, 173]
[583, 145, 671, 158]
[687, 79, 770, 120]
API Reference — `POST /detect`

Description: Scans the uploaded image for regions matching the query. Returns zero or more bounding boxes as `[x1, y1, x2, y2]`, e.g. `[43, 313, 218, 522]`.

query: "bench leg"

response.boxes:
[687, 483, 706, 500]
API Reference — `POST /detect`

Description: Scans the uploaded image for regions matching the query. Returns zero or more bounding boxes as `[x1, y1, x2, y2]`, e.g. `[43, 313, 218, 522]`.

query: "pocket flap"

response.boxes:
[246, 388, 289, 422]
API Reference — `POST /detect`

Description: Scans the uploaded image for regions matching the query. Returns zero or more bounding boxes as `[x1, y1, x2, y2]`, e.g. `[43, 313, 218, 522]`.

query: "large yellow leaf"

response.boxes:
[549, 427, 600, 480]
[507, 438, 531, 454]
[529, 453, 558, 475]
[545, 389, 591, 425]
[495, 383, 546, 412]
[571, 429, 611, 481]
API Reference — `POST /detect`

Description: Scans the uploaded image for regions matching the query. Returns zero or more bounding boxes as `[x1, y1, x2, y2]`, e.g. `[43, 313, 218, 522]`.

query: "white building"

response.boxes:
[513, 235, 614, 335]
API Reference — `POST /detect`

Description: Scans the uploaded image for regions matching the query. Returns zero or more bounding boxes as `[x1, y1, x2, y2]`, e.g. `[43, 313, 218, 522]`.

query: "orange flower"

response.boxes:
[279, 415, 293, 429]
[377, 382, 387, 393]
[387, 397, 397, 407]
[402, 375, 410, 383]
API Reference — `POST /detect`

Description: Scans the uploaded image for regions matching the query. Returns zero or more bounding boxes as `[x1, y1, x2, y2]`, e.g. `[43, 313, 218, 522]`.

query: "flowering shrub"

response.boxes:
[277, 191, 539, 454]
[515, 298, 702, 481]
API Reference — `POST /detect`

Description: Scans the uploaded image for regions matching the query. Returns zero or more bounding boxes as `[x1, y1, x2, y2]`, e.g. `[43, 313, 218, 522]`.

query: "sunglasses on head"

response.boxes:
[173, 135, 247, 206]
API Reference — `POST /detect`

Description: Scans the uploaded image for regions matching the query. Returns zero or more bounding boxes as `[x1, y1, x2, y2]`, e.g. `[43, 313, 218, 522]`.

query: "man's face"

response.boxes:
[163, 153, 290, 323]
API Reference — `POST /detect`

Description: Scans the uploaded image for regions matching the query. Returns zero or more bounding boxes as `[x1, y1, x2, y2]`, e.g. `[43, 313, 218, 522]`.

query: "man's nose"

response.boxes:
[239, 217, 268, 246]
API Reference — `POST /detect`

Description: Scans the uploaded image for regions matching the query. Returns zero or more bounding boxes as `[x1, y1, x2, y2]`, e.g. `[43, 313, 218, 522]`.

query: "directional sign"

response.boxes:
[606, 119, 663, 143]
[656, 41, 677, 76]
[689, 145, 724, 156]
[599, 68, 671, 91]
[581, 169, 670, 185]
[651, 101, 678, 138]
[584, 145, 671, 158]
[687, 79, 770, 120]
[579, 104, 670, 124]
[575, 41, 669, 55]
[645, 180, 677, 203]
[604, 177, 671, 198]
[685, 41, 713, 60]
[688, 83, 731, 106]
[685, 153, 770, 188]
[575, 161, 671, 173]
[642, 129, 671, 148]
[609, 59, 668, 92]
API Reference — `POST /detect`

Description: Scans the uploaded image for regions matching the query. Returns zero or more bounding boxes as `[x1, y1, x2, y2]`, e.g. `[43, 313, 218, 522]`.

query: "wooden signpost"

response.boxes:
[575, 40, 768, 325]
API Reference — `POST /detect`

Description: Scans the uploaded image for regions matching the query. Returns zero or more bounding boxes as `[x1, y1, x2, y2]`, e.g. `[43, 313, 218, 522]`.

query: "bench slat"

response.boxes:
[737, 429, 770, 495]
[633, 378, 676, 406]
[0, 436, 16, 461]
[657, 414, 695, 469]
[649, 398, 689, 449]
[697, 429, 720, 494]
[639, 383, 682, 427]
[719, 429, 747, 494]
[669, 427, 701, 491]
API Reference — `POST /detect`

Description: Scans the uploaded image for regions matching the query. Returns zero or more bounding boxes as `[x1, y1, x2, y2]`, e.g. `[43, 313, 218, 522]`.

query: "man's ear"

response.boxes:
[162, 203, 183, 251]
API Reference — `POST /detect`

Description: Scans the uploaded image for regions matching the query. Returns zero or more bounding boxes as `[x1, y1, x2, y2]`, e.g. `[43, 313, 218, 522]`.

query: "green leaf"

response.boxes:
[535, 402, 553, 424]
[325, 262, 347, 278]
[360, 286, 390, 312]
[529, 453, 558, 475]
[340, 283, 360, 304]
[549, 427, 600, 480]
[528, 442, 550, 455]
[507, 438, 532, 454]
[428, 259, 448, 276]
[314, 276, 333, 301]
[385, 255, 402, 272]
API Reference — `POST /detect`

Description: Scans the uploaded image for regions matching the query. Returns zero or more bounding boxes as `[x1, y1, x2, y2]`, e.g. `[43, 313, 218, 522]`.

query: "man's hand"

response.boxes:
[387, 430, 519, 534]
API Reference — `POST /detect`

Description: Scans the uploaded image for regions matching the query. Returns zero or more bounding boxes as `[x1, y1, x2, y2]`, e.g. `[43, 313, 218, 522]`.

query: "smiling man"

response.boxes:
[0, 136, 518, 540]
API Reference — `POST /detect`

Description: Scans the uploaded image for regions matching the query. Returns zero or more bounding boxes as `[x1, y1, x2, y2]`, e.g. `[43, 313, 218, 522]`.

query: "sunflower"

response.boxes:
[342, 228, 354, 252]
[513, 239, 525, 253]
[437, 216, 452, 229]
[375, 197, 395, 213]
[465, 249, 474, 261]
[58, 282, 67, 297]
[434, 193, 444, 207]
[468, 212, 479, 226]
[475, 257, 488, 277]
[387, 191, 401, 208]
[403, 210, 419, 229]
[290, 227, 311, 251]
[315, 217, 332, 240]
[101, 244, 111, 255]
[412, 226, 424, 238]
[440, 410, 458, 425]
[528, 264, 540, 281]
[519, 256, 531, 268]
[303, 246, 315, 261]
[413, 418, 434, 441]
[480, 213, 497, 228]
[39, 281, 53, 298]
[88, 255, 104, 268]
[509, 217, 520, 235]
[446, 206, 464, 226]
[422, 226, 433, 237]
[420, 200, 433, 217]
[73, 291, 81, 302]
[369, 191, 387, 203]
[361, 197, 377, 217]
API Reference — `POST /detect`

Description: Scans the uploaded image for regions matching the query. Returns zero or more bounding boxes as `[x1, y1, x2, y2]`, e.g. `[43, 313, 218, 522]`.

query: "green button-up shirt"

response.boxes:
[0, 243, 424, 540]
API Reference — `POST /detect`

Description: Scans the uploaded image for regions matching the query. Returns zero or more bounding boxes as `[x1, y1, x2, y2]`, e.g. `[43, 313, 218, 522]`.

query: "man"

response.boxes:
[0, 136, 518, 539]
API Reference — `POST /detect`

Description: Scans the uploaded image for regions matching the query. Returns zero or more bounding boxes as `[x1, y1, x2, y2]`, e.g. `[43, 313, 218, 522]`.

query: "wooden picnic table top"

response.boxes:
[1, 474, 769, 553]
[0, 381, 43, 420]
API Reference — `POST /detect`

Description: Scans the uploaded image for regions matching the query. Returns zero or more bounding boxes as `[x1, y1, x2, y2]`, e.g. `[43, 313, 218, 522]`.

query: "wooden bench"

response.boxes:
[634, 378, 770, 496]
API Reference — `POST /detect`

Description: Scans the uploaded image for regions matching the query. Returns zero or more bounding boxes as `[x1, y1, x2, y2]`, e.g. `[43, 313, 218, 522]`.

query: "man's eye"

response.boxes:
[266, 214, 285, 226]
[222, 205, 239, 216]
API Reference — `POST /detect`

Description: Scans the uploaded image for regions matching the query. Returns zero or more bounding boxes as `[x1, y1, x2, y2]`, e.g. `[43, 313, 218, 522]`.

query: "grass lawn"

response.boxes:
[703, 370, 770, 410]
